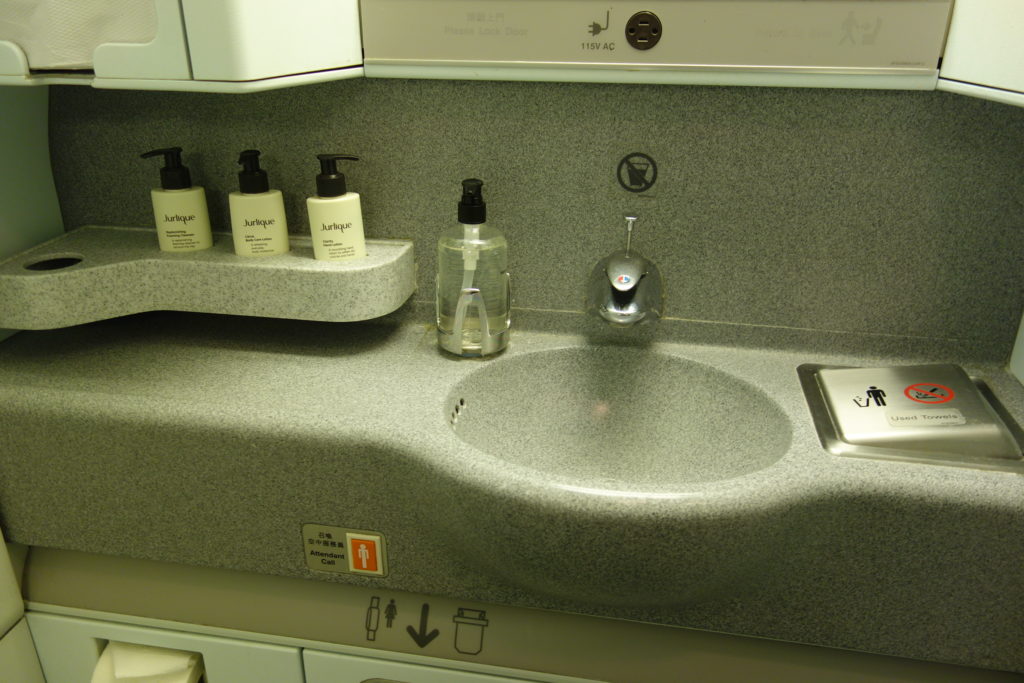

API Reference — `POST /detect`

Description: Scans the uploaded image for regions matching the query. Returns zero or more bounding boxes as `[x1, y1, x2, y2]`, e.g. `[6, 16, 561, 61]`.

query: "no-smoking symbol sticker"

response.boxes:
[904, 383, 955, 404]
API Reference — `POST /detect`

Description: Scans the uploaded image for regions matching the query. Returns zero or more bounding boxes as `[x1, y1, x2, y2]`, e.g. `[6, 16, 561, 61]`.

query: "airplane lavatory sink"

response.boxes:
[439, 343, 796, 605]
[445, 345, 792, 492]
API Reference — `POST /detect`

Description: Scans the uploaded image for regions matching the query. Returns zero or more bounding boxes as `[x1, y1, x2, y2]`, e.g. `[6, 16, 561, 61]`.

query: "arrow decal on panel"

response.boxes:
[406, 603, 440, 648]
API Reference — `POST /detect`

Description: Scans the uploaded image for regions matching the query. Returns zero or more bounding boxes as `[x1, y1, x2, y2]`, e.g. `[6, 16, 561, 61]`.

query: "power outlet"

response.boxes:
[625, 11, 662, 50]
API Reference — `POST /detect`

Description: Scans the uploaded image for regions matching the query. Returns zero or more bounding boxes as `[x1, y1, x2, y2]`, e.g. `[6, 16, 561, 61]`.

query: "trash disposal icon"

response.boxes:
[453, 608, 489, 655]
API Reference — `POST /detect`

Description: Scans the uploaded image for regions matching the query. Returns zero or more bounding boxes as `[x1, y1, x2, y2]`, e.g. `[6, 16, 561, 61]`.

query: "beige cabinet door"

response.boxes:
[939, 0, 1024, 106]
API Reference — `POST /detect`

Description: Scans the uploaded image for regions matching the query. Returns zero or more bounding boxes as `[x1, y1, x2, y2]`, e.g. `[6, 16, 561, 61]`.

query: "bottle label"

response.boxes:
[160, 223, 205, 250]
[153, 188, 212, 252]
[316, 238, 359, 260]
[318, 221, 357, 257]
[308, 199, 365, 261]
[234, 212, 289, 256]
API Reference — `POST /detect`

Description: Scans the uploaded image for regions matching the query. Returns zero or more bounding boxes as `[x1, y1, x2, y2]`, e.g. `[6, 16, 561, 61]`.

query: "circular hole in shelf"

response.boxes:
[24, 254, 83, 271]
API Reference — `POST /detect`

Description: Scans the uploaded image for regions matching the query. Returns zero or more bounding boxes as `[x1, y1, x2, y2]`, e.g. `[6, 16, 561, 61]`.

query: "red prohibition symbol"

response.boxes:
[904, 383, 955, 404]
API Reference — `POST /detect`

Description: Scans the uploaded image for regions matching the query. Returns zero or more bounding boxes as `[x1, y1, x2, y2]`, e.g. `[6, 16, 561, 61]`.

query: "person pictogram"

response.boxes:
[866, 386, 886, 407]
[357, 542, 370, 569]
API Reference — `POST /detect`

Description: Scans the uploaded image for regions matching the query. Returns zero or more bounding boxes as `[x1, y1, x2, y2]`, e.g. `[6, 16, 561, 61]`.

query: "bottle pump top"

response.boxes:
[458, 178, 486, 224]
[237, 149, 270, 194]
[315, 154, 359, 198]
[140, 147, 192, 190]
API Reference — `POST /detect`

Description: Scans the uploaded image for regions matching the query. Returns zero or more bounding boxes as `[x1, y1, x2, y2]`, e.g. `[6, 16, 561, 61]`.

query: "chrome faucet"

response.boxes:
[586, 216, 663, 327]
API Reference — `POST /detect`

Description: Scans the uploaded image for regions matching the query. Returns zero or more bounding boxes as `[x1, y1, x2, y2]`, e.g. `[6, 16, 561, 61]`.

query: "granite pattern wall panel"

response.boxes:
[49, 79, 1024, 347]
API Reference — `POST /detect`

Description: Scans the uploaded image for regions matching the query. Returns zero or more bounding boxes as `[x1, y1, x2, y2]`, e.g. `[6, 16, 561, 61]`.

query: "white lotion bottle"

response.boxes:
[140, 147, 213, 252]
[228, 149, 289, 257]
[306, 154, 367, 261]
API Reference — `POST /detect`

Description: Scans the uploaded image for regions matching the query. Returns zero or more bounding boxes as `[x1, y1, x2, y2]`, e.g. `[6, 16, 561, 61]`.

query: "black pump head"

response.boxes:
[458, 178, 486, 224]
[315, 154, 359, 197]
[237, 149, 270, 194]
[141, 147, 192, 190]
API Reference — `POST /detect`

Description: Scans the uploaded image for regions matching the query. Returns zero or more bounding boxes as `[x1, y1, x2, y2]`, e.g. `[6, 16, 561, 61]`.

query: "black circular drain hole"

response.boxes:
[24, 256, 82, 271]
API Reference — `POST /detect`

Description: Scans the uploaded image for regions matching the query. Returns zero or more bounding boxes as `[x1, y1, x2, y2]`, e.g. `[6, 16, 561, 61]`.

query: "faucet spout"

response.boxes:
[586, 216, 663, 327]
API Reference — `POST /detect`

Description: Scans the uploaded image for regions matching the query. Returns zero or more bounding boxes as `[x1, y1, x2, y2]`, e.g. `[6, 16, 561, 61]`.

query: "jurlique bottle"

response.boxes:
[436, 179, 510, 357]
[306, 154, 366, 262]
[228, 149, 289, 257]
[140, 147, 213, 252]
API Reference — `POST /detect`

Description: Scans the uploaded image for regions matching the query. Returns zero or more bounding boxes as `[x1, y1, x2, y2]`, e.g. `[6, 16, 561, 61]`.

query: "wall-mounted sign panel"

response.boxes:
[362, 0, 953, 89]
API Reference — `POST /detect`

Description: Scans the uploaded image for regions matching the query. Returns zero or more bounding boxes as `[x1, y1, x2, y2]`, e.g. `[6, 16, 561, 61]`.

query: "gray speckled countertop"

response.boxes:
[0, 311, 1021, 673]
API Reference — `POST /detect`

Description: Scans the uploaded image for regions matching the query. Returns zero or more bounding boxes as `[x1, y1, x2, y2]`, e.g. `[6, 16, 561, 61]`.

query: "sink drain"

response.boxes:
[450, 398, 466, 426]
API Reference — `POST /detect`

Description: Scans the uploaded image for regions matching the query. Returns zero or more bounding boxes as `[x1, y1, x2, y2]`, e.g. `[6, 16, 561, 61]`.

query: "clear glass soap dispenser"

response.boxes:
[436, 179, 510, 357]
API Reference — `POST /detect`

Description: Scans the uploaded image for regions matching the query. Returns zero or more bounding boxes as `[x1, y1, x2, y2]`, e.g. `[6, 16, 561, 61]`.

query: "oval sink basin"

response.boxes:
[446, 346, 792, 492]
